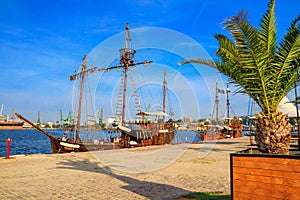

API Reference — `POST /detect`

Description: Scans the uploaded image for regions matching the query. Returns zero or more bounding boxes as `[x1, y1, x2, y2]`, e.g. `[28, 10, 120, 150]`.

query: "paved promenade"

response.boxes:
[0, 137, 251, 199]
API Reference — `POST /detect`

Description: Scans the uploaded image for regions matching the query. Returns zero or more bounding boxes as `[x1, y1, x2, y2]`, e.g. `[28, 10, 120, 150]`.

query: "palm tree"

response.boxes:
[181, 0, 300, 154]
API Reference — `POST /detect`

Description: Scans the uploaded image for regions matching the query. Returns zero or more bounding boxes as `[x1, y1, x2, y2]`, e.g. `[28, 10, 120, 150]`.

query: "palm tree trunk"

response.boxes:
[255, 112, 291, 154]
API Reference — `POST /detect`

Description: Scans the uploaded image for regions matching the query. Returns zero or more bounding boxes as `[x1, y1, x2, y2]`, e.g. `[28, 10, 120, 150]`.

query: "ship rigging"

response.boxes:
[16, 23, 175, 153]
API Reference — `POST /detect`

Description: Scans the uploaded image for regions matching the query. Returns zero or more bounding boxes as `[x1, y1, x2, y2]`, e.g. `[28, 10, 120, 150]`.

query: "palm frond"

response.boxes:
[179, 58, 217, 69]
[275, 15, 300, 106]
[259, 0, 277, 54]
[180, 0, 300, 119]
[220, 11, 275, 115]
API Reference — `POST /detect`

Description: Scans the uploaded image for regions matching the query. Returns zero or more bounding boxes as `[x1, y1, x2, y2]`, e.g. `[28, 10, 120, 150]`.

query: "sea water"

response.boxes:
[0, 129, 63, 157]
[0, 129, 201, 157]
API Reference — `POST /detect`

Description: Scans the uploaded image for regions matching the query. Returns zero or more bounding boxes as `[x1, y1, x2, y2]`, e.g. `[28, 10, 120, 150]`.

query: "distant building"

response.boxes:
[23, 121, 33, 129]
[105, 117, 117, 129]
[85, 120, 97, 126]
[47, 122, 53, 129]
[184, 117, 192, 123]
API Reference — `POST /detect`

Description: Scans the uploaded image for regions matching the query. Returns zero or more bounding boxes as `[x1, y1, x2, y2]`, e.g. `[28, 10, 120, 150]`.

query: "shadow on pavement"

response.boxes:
[57, 157, 192, 200]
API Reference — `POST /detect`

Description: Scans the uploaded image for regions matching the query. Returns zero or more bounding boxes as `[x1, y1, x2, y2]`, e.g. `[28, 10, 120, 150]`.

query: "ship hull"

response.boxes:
[49, 137, 117, 154]
[0, 122, 24, 130]
[118, 130, 175, 148]
[49, 137, 87, 154]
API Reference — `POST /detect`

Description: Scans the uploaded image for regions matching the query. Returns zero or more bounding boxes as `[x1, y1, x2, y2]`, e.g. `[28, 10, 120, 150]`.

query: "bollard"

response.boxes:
[6, 138, 12, 159]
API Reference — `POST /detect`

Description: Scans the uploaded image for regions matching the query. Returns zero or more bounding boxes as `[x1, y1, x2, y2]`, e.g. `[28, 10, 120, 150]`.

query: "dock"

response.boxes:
[0, 137, 253, 199]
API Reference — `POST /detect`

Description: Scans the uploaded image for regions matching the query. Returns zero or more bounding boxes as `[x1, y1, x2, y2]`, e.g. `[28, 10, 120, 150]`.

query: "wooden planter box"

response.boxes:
[230, 149, 300, 200]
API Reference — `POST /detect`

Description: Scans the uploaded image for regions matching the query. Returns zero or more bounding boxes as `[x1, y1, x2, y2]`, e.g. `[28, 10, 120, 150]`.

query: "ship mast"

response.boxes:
[76, 55, 86, 142]
[215, 80, 219, 125]
[120, 23, 133, 125]
[70, 55, 97, 143]
[99, 23, 152, 126]
[226, 82, 230, 125]
[163, 70, 167, 121]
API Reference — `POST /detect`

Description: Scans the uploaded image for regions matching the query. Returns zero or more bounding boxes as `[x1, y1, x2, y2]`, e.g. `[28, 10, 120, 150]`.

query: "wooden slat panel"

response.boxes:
[234, 190, 300, 200]
[234, 172, 300, 187]
[234, 191, 280, 200]
[233, 166, 300, 180]
[232, 155, 300, 200]
[232, 157, 300, 172]
[233, 156, 300, 166]
[233, 179, 300, 199]
[234, 179, 297, 193]
[234, 173, 283, 185]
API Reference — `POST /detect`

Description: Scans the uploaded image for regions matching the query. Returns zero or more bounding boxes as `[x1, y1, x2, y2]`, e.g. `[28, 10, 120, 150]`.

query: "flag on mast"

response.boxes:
[217, 88, 225, 94]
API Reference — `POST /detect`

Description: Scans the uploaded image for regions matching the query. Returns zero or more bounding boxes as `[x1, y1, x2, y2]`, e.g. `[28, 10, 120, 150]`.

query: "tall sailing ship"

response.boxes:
[97, 23, 175, 147]
[16, 23, 175, 153]
[198, 80, 242, 140]
[115, 70, 176, 148]
[16, 54, 101, 153]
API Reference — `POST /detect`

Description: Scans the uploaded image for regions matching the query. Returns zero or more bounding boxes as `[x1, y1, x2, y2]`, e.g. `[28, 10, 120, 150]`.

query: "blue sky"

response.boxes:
[0, 0, 299, 123]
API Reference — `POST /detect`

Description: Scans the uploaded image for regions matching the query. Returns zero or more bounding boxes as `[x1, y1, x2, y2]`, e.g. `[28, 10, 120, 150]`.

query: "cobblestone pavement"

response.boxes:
[0, 137, 251, 200]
